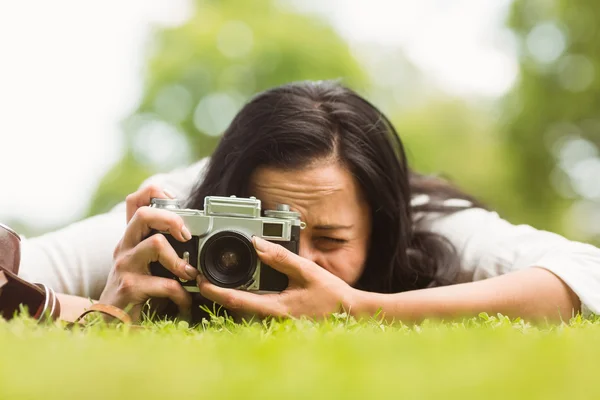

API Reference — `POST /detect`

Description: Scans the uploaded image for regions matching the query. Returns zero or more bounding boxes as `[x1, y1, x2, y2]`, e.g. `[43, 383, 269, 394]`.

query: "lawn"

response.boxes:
[0, 311, 598, 399]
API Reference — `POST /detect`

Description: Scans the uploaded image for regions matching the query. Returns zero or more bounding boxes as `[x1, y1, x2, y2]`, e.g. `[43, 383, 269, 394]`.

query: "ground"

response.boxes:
[0, 311, 598, 399]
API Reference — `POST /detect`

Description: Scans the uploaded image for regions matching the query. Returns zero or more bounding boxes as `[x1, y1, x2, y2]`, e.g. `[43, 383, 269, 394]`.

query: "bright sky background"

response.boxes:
[0, 0, 516, 231]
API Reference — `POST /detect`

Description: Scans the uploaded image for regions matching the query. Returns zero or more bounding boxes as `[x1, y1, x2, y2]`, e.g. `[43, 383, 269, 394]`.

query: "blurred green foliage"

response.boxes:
[87, 0, 367, 216]
[85, 0, 600, 246]
[501, 0, 600, 241]
[88, 0, 513, 223]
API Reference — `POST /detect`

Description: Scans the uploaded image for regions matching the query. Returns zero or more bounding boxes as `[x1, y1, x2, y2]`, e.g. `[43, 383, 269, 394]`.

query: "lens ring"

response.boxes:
[199, 231, 257, 288]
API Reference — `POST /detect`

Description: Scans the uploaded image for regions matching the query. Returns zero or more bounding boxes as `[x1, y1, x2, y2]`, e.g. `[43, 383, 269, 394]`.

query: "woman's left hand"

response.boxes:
[196, 236, 360, 318]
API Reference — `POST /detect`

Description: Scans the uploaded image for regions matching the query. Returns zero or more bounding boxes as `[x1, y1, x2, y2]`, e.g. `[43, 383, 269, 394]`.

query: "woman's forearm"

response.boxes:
[56, 293, 96, 322]
[351, 267, 581, 323]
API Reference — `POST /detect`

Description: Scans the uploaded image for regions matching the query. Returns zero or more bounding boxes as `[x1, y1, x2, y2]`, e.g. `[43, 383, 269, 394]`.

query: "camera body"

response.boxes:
[148, 196, 303, 293]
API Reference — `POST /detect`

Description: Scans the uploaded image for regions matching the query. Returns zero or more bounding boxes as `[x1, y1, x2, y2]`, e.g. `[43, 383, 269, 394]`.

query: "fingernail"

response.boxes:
[252, 236, 268, 252]
[196, 275, 203, 285]
[182, 226, 192, 241]
[164, 188, 177, 199]
[185, 264, 198, 279]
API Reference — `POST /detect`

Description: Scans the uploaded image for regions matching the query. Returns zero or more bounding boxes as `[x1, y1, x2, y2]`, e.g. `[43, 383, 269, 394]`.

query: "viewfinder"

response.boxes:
[263, 223, 283, 237]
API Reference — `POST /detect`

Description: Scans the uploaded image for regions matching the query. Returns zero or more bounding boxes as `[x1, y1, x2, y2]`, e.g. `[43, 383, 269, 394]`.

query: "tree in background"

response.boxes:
[503, 0, 600, 243]
[87, 0, 368, 216]
[85, 0, 598, 246]
[87, 0, 510, 221]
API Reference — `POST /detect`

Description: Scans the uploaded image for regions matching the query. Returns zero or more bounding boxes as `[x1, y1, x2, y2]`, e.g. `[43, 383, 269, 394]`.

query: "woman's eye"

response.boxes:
[315, 237, 348, 245]
[325, 237, 347, 243]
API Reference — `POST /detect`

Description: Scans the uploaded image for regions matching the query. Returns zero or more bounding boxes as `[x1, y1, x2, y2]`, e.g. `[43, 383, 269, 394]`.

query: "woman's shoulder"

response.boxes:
[411, 194, 474, 209]
[411, 194, 492, 226]
[411, 194, 502, 247]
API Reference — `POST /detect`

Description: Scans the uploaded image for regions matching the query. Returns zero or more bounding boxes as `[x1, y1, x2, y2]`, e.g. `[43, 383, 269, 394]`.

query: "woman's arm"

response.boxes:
[19, 212, 126, 299]
[56, 293, 96, 322]
[419, 207, 600, 318]
[352, 267, 580, 323]
[353, 207, 600, 323]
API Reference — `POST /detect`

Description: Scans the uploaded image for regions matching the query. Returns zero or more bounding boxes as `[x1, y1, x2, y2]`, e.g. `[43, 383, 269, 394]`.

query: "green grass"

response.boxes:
[1, 311, 599, 399]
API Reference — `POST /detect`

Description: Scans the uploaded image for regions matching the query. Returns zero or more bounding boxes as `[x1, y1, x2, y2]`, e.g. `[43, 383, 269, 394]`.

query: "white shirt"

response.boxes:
[18, 158, 600, 316]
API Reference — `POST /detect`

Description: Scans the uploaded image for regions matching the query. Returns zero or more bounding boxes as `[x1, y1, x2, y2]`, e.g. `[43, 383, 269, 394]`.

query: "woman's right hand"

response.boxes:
[98, 185, 198, 322]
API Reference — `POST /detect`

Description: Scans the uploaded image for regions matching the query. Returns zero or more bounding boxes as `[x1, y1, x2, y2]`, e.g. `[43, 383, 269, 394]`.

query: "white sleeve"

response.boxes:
[19, 211, 126, 300]
[18, 158, 210, 299]
[419, 207, 600, 316]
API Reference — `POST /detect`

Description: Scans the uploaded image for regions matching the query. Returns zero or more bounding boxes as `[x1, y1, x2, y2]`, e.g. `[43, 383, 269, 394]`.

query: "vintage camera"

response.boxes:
[148, 196, 303, 293]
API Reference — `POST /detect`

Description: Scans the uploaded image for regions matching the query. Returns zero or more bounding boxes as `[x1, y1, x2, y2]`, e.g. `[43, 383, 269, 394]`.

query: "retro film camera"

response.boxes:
[149, 196, 303, 293]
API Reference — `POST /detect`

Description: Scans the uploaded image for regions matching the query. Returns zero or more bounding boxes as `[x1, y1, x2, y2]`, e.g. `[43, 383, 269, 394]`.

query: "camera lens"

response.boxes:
[199, 231, 257, 288]
[219, 251, 240, 270]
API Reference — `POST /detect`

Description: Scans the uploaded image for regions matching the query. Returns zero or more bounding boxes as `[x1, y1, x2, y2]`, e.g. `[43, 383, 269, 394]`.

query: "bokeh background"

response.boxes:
[2, 0, 599, 247]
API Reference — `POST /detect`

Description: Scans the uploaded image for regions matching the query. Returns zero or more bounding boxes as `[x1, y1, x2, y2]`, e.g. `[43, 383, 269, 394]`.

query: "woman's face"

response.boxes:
[249, 162, 372, 286]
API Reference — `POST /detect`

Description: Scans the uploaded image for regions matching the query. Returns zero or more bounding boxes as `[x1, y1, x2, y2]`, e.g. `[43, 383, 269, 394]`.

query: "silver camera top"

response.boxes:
[204, 196, 261, 218]
[150, 195, 304, 226]
[264, 204, 301, 220]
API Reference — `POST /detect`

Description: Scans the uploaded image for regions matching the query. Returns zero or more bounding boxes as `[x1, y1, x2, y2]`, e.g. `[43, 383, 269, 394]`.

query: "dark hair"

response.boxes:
[187, 80, 487, 293]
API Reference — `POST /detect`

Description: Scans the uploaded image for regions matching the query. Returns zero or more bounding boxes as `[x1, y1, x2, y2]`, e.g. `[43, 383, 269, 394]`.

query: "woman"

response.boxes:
[18, 81, 600, 323]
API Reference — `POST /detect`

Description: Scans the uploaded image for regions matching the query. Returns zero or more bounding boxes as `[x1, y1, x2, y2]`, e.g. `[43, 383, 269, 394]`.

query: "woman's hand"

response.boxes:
[98, 185, 198, 322]
[196, 236, 360, 319]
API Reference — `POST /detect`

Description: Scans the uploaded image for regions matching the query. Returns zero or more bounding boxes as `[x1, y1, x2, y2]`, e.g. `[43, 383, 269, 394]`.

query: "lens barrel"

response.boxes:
[199, 231, 257, 288]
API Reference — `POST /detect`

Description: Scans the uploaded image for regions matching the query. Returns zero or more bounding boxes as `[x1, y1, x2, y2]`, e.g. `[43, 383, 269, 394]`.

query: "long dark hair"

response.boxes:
[187, 81, 487, 293]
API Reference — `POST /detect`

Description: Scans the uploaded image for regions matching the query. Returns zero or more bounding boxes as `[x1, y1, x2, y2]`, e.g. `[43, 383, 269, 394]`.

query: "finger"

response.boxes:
[196, 276, 284, 317]
[252, 236, 310, 282]
[128, 233, 198, 280]
[121, 206, 191, 251]
[125, 184, 176, 223]
[136, 274, 192, 317]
